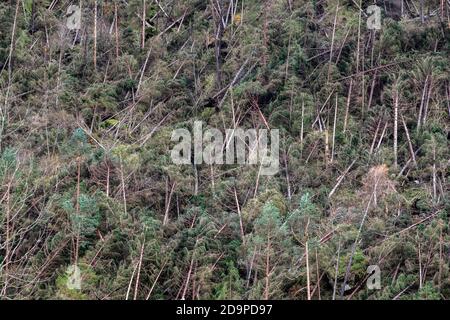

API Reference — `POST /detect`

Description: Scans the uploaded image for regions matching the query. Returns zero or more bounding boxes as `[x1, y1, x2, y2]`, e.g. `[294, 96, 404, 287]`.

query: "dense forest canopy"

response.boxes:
[0, 0, 449, 300]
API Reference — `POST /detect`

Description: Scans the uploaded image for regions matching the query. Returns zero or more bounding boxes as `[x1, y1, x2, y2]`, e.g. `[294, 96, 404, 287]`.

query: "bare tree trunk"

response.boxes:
[181, 243, 196, 300]
[376, 122, 388, 150]
[393, 85, 399, 169]
[305, 240, 311, 300]
[422, 78, 433, 127]
[141, 0, 146, 49]
[285, 33, 291, 82]
[1, 0, 19, 154]
[74, 157, 81, 264]
[356, 0, 362, 74]
[264, 233, 271, 300]
[304, 217, 311, 300]
[8, 1, 20, 82]
[432, 142, 437, 203]
[1, 177, 13, 296]
[246, 245, 257, 289]
[125, 262, 138, 300]
[119, 156, 127, 218]
[211, 0, 224, 88]
[343, 79, 352, 133]
[163, 180, 176, 226]
[331, 94, 338, 162]
[93, 0, 98, 70]
[283, 147, 292, 201]
[418, 241, 423, 288]
[315, 248, 321, 299]
[332, 238, 341, 300]
[420, 0, 425, 23]
[328, 159, 356, 198]
[146, 260, 168, 300]
[367, 70, 377, 109]
[300, 98, 305, 143]
[369, 119, 381, 154]
[417, 75, 429, 131]
[134, 238, 145, 300]
[328, 1, 339, 83]
[115, 3, 119, 59]
[438, 226, 443, 288]
[234, 187, 245, 243]
[262, 1, 269, 67]
[106, 160, 110, 197]
[401, 115, 416, 166]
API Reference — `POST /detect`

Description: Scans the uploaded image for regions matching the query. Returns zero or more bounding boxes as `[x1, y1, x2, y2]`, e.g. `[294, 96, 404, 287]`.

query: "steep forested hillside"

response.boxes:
[0, 0, 449, 300]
